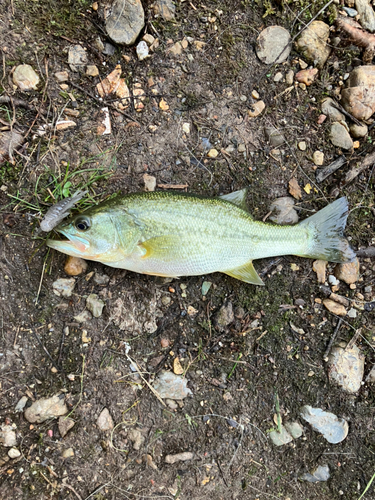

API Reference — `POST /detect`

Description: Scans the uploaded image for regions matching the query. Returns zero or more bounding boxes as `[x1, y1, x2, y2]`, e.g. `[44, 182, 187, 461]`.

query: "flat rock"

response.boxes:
[269, 425, 293, 446]
[24, 394, 68, 423]
[270, 197, 299, 225]
[313, 151, 324, 166]
[106, 0, 145, 46]
[341, 66, 375, 120]
[284, 421, 303, 439]
[165, 452, 194, 464]
[52, 278, 75, 297]
[128, 429, 145, 450]
[300, 405, 348, 443]
[54, 71, 69, 82]
[86, 294, 105, 318]
[153, 0, 176, 21]
[68, 45, 88, 72]
[97, 408, 114, 431]
[321, 97, 345, 122]
[248, 100, 265, 118]
[323, 299, 347, 316]
[61, 447, 74, 459]
[15, 396, 28, 412]
[349, 122, 368, 138]
[301, 464, 330, 483]
[143, 173, 156, 191]
[74, 309, 92, 323]
[86, 65, 99, 77]
[214, 302, 234, 331]
[64, 256, 87, 276]
[295, 21, 331, 68]
[313, 260, 327, 284]
[335, 258, 360, 284]
[330, 122, 353, 150]
[256, 26, 291, 64]
[13, 64, 39, 90]
[356, 0, 375, 32]
[327, 344, 365, 393]
[0, 130, 24, 164]
[265, 126, 285, 147]
[153, 371, 192, 400]
[58, 416, 75, 438]
[0, 424, 17, 447]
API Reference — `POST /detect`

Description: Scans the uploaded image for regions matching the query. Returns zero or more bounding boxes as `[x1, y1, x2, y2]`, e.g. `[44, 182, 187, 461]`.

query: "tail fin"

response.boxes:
[299, 197, 355, 263]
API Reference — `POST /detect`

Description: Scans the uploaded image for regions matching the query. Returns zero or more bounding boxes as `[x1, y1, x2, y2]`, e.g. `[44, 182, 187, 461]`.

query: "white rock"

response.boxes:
[300, 405, 348, 443]
[97, 408, 114, 431]
[327, 344, 364, 393]
[136, 41, 149, 61]
[256, 26, 291, 64]
[0, 424, 17, 447]
[52, 278, 76, 297]
[24, 394, 68, 423]
[143, 173, 157, 191]
[13, 64, 39, 91]
[8, 448, 21, 459]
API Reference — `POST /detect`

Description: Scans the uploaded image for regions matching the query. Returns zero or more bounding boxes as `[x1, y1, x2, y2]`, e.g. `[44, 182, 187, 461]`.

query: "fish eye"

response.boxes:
[75, 216, 91, 231]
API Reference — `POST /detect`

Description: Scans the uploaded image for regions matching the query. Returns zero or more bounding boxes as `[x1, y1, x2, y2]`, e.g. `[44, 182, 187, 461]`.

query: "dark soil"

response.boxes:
[1, 1, 375, 499]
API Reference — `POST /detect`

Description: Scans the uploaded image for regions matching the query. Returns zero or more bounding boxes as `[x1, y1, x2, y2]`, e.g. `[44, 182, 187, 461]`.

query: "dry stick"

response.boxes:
[68, 81, 141, 125]
[323, 318, 343, 361]
[60, 484, 83, 500]
[343, 150, 375, 185]
[125, 353, 166, 407]
[346, 328, 362, 351]
[316, 156, 347, 183]
[255, 0, 335, 85]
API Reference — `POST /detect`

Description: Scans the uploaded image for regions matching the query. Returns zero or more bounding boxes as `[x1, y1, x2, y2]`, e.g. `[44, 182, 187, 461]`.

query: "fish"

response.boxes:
[46, 189, 355, 285]
[40, 190, 88, 232]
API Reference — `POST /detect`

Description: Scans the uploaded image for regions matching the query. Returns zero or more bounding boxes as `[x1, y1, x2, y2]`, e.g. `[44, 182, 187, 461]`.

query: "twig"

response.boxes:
[31, 328, 60, 372]
[66, 354, 86, 418]
[125, 354, 166, 406]
[157, 183, 189, 189]
[346, 328, 362, 351]
[343, 150, 375, 185]
[0, 96, 33, 109]
[35, 261, 46, 305]
[60, 483, 83, 500]
[323, 318, 343, 361]
[316, 156, 347, 183]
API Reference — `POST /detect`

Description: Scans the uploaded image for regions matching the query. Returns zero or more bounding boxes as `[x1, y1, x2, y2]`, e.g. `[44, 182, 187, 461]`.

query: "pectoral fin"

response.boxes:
[224, 261, 264, 285]
[139, 235, 181, 259]
[219, 188, 250, 213]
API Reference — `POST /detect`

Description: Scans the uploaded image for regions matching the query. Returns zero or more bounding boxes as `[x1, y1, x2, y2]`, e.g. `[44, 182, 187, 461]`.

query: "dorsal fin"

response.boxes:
[224, 260, 264, 285]
[219, 188, 249, 212]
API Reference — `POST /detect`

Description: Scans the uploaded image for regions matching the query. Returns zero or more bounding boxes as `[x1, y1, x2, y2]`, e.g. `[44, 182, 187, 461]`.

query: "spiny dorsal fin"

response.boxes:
[224, 260, 264, 285]
[219, 188, 249, 212]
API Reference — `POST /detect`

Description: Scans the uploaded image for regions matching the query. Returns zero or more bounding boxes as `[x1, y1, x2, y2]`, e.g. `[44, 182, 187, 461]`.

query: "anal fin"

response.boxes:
[224, 261, 264, 285]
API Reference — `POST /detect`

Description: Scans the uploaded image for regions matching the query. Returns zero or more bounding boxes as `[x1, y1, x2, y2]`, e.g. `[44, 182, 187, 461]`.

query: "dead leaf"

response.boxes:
[288, 177, 302, 199]
[0, 129, 24, 164]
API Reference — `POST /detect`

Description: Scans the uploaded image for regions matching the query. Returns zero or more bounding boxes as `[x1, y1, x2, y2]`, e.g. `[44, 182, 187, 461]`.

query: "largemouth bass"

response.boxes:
[47, 189, 355, 285]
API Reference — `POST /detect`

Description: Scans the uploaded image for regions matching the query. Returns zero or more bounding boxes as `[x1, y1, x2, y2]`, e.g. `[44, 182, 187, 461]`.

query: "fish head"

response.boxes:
[47, 210, 128, 263]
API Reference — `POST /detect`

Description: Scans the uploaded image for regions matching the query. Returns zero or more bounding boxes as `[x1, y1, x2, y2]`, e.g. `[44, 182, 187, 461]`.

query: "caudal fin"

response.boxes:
[299, 197, 355, 263]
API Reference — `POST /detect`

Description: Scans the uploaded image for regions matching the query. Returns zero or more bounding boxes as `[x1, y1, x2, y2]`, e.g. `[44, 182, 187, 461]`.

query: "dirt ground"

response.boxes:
[1, 0, 375, 499]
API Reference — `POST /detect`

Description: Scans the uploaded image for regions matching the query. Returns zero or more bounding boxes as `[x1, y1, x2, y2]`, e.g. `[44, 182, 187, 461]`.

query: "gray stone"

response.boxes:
[24, 394, 68, 423]
[52, 278, 75, 297]
[165, 452, 194, 463]
[0, 130, 24, 163]
[86, 294, 105, 318]
[214, 302, 234, 331]
[366, 366, 375, 383]
[321, 97, 345, 122]
[97, 408, 114, 431]
[284, 421, 303, 439]
[269, 425, 293, 446]
[343, 7, 358, 17]
[301, 464, 330, 483]
[15, 396, 28, 412]
[341, 66, 375, 120]
[68, 45, 88, 72]
[128, 429, 145, 450]
[256, 26, 291, 64]
[103, 43, 116, 56]
[356, 0, 375, 32]
[153, 371, 192, 400]
[265, 126, 285, 147]
[153, 0, 176, 21]
[106, 0, 145, 46]
[93, 273, 110, 285]
[12, 64, 39, 91]
[327, 344, 365, 393]
[300, 405, 348, 443]
[58, 416, 75, 438]
[295, 21, 331, 68]
[349, 122, 368, 138]
[270, 197, 299, 225]
[0, 424, 17, 447]
[330, 122, 353, 150]
[74, 310, 92, 323]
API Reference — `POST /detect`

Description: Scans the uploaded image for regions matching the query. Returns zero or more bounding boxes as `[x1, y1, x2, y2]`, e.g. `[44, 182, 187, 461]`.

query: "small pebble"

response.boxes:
[143, 173, 157, 191]
[165, 452, 194, 464]
[86, 294, 105, 318]
[61, 448, 74, 459]
[273, 72, 283, 82]
[207, 149, 219, 158]
[251, 89, 260, 99]
[327, 344, 364, 393]
[52, 278, 76, 297]
[313, 151, 324, 166]
[335, 258, 360, 284]
[298, 141, 307, 151]
[269, 426, 293, 446]
[323, 299, 346, 316]
[8, 448, 21, 459]
[136, 41, 149, 61]
[300, 405, 348, 444]
[64, 256, 88, 276]
[248, 100, 265, 118]
[97, 408, 114, 431]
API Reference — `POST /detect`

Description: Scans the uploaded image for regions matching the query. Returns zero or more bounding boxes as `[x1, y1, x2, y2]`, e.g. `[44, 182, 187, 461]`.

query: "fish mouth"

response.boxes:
[46, 229, 90, 255]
